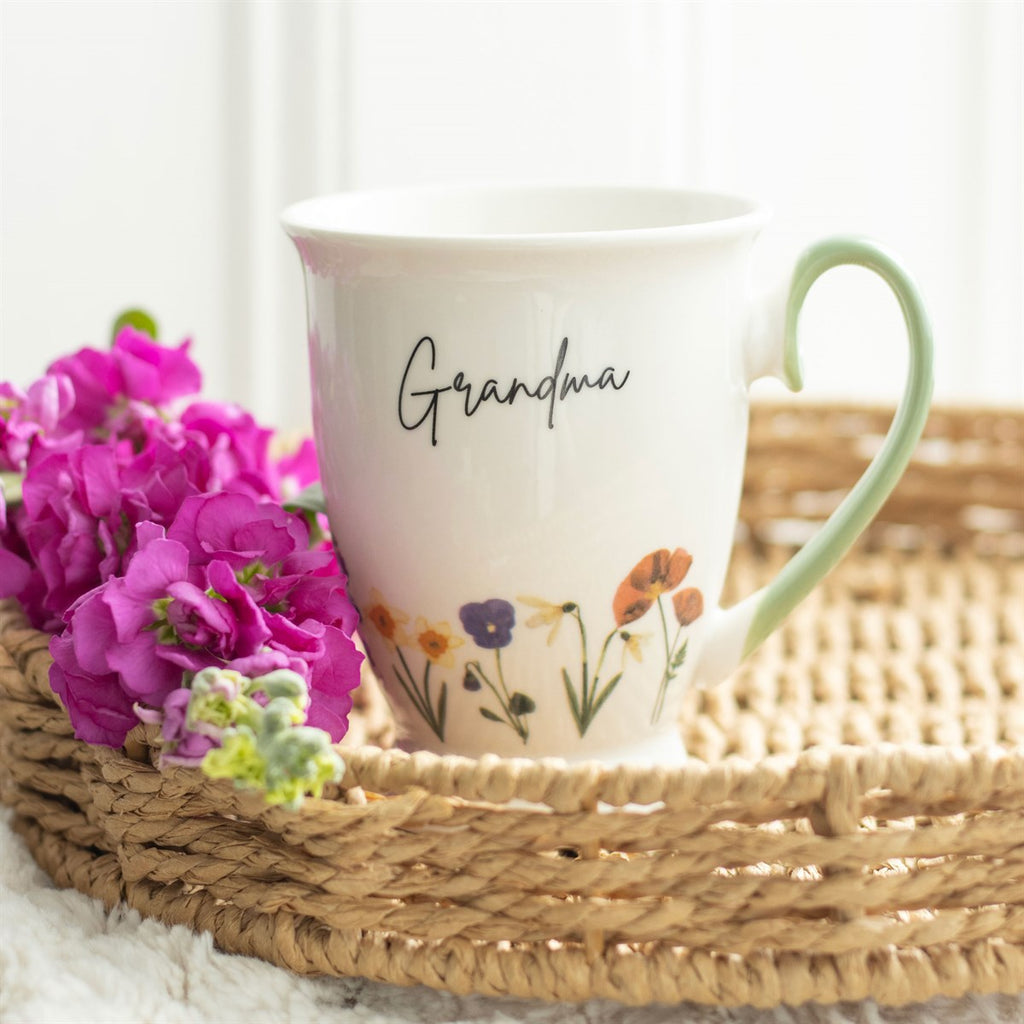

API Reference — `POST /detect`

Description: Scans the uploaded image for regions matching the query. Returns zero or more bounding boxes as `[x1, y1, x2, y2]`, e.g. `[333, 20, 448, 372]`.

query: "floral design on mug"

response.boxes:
[413, 617, 464, 669]
[612, 548, 704, 723]
[365, 546, 702, 745]
[519, 595, 648, 738]
[364, 587, 409, 645]
[459, 599, 535, 743]
[363, 588, 459, 741]
[517, 547, 703, 734]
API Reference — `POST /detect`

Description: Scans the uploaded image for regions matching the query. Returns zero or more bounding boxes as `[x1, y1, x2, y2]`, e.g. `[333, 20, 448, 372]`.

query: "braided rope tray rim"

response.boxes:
[1, 402, 1022, 1007]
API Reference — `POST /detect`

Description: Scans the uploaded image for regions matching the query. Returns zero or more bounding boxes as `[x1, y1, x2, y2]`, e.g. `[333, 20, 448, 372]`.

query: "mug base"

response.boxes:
[562, 729, 687, 767]
[395, 730, 688, 766]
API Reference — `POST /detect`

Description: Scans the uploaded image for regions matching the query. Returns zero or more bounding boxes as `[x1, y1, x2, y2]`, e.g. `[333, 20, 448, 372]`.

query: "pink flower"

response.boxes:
[48, 574, 156, 746]
[98, 528, 276, 700]
[221, 647, 306, 679]
[0, 382, 28, 470]
[9, 423, 265, 623]
[0, 510, 50, 626]
[46, 328, 201, 434]
[0, 545, 32, 600]
[56, 531, 193, 712]
[154, 561, 272, 675]
[49, 497, 363, 747]
[0, 375, 79, 471]
[5, 327, 364, 755]
[260, 568, 359, 635]
[167, 491, 309, 570]
[304, 625, 363, 738]
[45, 347, 122, 433]
[112, 328, 201, 405]
[180, 402, 276, 497]
[15, 439, 207, 621]
[147, 688, 218, 766]
[118, 431, 212, 520]
[49, 645, 139, 747]
[48, 527, 262, 746]
[1, 333, 300, 625]
[18, 446, 135, 618]
[274, 438, 320, 499]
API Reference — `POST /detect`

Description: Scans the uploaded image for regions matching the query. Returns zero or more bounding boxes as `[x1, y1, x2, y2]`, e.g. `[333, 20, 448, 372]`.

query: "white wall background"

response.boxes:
[2, 0, 1021, 431]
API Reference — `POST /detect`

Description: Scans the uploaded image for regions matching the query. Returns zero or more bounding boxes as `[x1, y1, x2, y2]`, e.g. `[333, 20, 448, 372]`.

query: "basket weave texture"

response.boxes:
[1, 402, 1022, 1008]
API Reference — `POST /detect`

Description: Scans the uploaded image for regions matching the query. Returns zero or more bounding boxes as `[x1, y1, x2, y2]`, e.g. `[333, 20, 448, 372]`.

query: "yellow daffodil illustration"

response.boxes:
[518, 595, 575, 645]
[364, 588, 409, 646]
[413, 617, 464, 668]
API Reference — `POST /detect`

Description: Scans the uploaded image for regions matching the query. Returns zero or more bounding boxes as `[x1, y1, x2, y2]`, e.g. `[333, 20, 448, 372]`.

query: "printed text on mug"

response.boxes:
[397, 335, 631, 446]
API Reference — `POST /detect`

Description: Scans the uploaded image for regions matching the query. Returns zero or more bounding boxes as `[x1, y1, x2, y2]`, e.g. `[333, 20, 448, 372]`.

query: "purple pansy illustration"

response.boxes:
[459, 598, 534, 743]
[459, 598, 515, 649]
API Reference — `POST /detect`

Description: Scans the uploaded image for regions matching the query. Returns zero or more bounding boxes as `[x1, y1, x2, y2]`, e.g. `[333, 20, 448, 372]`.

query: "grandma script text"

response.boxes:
[397, 336, 631, 446]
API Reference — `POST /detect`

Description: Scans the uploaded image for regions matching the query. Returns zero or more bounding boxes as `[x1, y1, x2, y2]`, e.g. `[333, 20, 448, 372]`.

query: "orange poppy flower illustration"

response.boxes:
[613, 548, 693, 626]
[364, 588, 409, 645]
[673, 587, 704, 627]
[413, 616, 464, 668]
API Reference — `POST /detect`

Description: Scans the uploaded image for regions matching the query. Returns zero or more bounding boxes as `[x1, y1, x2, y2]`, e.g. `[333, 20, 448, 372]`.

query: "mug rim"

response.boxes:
[280, 182, 772, 248]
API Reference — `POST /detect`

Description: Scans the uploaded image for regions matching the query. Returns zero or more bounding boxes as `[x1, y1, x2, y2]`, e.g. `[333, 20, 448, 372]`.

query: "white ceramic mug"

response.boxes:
[283, 184, 932, 763]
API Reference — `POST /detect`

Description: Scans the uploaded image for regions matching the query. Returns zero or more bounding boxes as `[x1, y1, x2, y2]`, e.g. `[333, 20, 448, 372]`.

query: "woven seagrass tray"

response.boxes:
[1, 402, 1022, 1009]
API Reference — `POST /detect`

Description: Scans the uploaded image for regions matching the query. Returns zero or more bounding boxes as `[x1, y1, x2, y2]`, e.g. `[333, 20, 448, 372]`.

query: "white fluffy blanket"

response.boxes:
[1, 810, 1020, 1024]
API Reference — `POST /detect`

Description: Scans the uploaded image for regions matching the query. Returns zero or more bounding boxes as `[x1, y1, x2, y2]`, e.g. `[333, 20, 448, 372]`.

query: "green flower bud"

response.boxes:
[199, 696, 344, 810]
[261, 695, 307, 733]
[202, 728, 264, 789]
[187, 667, 251, 731]
[247, 669, 310, 711]
[261, 726, 344, 809]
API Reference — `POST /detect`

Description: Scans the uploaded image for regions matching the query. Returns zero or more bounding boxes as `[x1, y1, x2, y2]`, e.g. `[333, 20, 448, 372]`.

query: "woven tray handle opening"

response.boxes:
[696, 237, 934, 687]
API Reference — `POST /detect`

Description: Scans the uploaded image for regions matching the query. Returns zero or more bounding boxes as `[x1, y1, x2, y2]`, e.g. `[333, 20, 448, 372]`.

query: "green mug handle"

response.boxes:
[696, 236, 934, 684]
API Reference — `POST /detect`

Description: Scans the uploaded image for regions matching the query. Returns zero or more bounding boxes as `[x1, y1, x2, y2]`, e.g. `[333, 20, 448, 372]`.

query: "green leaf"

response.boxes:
[562, 668, 584, 734]
[588, 672, 623, 720]
[438, 682, 448, 732]
[283, 482, 326, 515]
[671, 638, 689, 671]
[391, 663, 429, 724]
[480, 707, 503, 723]
[508, 692, 536, 716]
[111, 308, 158, 343]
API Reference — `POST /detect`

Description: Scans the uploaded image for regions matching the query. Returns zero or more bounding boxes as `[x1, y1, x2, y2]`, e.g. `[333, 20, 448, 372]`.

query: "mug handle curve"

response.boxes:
[694, 235, 935, 686]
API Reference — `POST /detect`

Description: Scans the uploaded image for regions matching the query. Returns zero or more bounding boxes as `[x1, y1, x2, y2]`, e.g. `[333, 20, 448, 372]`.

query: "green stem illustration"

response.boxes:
[393, 645, 447, 740]
[495, 649, 529, 741]
[469, 657, 531, 743]
[651, 601, 687, 724]
[572, 608, 590, 712]
[564, 611, 624, 737]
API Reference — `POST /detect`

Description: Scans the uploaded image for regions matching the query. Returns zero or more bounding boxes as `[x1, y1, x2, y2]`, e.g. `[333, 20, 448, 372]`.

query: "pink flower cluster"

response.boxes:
[1, 326, 362, 753]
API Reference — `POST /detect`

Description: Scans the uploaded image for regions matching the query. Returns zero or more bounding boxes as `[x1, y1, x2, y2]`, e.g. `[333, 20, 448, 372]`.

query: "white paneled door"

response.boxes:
[2, 0, 1021, 429]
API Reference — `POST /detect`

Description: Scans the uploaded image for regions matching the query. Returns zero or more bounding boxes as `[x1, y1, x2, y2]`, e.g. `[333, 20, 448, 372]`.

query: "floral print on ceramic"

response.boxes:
[362, 548, 704, 746]
[363, 588, 462, 741]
